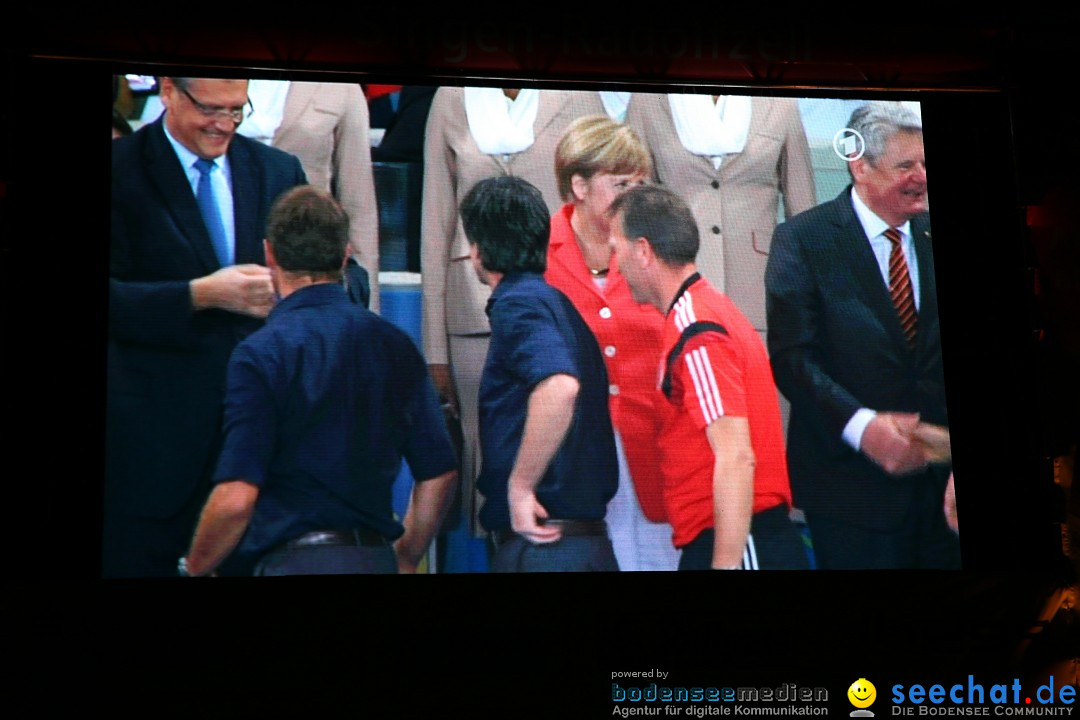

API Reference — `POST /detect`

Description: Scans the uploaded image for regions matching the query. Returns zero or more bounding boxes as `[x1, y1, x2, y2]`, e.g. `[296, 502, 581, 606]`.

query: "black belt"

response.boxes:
[282, 528, 387, 551]
[491, 519, 608, 548]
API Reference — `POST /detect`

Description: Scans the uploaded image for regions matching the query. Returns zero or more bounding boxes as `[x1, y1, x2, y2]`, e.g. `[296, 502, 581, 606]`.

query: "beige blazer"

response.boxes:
[420, 87, 605, 364]
[271, 82, 381, 310]
[626, 94, 815, 330]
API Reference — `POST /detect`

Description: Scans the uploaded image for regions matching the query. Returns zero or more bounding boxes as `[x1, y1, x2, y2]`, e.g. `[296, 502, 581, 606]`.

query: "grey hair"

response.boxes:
[167, 77, 192, 91]
[848, 101, 922, 167]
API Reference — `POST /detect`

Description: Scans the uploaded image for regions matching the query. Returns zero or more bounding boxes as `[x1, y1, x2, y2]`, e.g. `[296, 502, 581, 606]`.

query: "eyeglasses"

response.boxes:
[180, 86, 253, 124]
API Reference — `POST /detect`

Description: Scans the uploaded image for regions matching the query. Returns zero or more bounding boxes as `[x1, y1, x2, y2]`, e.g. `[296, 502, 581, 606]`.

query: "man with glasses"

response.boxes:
[106, 77, 307, 577]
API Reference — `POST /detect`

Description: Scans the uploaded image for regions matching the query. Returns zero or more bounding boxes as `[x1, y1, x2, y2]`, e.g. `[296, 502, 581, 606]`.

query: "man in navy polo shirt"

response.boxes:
[461, 176, 620, 572]
[178, 186, 457, 576]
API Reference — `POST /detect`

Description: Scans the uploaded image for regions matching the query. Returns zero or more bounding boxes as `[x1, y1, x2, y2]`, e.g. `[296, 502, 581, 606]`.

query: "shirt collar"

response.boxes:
[548, 204, 575, 251]
[485, 271, 544, 315]
[666, 271, 702, 316]
[851, 185, 911, 241]
[269, 282, 349, 319]
[161, 116, 231, 178]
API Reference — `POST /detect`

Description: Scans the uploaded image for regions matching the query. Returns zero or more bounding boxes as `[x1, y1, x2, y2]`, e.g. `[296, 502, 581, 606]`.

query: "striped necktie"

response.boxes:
[884, 227, 917, 349]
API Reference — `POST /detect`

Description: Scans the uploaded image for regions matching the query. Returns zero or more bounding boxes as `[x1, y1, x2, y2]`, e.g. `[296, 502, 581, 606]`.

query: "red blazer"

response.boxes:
[544, 204, 668, 521]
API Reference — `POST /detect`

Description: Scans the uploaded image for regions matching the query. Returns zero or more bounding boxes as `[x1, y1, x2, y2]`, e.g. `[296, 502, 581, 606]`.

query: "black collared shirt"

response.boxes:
[477, 272, 618, 531]
[214, 283, 456, 564]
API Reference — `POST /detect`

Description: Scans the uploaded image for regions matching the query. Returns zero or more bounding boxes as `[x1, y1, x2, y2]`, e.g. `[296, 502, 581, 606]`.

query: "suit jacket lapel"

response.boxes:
[144, 120, 220, 273]
[910, 214, 937, 356]
[721, 97, 771, 178]
[228, 137, 264, 265]
[533, 90, 565, 137]
[833, 188, 913, 354]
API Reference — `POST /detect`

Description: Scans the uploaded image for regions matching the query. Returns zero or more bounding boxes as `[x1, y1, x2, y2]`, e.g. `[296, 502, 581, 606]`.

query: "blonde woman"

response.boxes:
[545, 115, 680, 570]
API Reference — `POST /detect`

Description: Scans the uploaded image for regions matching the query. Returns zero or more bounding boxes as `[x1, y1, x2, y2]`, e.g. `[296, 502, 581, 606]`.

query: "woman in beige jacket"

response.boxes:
[626, 93, 816, 336]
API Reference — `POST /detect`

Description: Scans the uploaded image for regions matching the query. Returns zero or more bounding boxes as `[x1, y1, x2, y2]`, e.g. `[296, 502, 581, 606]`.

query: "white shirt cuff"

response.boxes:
[843, 409, 878, 451]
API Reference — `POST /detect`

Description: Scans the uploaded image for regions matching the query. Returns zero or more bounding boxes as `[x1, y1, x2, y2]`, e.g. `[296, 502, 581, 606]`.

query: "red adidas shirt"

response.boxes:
[658, 275, 792, 548]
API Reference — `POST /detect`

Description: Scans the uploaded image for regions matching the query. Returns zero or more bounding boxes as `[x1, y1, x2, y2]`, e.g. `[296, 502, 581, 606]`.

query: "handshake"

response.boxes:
[862, 412, 951, 476]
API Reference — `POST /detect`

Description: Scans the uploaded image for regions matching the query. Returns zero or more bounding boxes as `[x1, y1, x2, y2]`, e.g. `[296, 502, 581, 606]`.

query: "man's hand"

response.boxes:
[911, 422, 952, 464]
[861, 412, 928, 476]
[395, 469, 456, 573]
[943, 472, 958, 533]
[508, 485, 562, 544]
[503, 374, 579, 544]
[428, 364, 460, 419]
[183, 480, 259, 577]
[190, 264, 275, 318]
[393, 549, 419, 575]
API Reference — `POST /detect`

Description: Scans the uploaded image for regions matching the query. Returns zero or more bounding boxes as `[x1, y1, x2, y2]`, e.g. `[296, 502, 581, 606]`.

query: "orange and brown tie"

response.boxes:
[884, 227, 917, 349]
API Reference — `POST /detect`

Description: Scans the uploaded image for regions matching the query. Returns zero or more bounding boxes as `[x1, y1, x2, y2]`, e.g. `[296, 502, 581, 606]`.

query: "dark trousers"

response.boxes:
[678, 505, 810, 571]
[806, 476, 961, 570]
[254, 544, 398, 576]
[492, 534, 620, 572]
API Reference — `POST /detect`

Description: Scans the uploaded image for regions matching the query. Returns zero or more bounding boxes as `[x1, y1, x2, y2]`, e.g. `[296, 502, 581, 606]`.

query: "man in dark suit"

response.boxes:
[105, 77, 307, 578]
[765, 101, 959, 569]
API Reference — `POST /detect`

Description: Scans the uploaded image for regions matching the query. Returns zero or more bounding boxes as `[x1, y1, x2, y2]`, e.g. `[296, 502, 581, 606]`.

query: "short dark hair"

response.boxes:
[609, 185, 698, 266]
[266, 185, 349, 279]
[460, 176, 549, 274]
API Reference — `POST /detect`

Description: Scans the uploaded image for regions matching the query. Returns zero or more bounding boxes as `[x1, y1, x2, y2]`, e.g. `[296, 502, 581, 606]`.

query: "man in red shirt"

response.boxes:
[608, 185, 808, 571]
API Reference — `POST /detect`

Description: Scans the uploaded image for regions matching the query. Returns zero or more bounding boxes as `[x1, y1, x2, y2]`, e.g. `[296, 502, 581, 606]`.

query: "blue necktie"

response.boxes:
[194, 158, 232, 267]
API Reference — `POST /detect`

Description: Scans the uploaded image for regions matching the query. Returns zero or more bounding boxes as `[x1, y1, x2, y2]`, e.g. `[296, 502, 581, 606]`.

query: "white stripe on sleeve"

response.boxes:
[685, 350, 716, 423]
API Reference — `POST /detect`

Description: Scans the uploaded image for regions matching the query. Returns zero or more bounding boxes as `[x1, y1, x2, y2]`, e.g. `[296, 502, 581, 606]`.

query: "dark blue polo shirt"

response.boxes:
[213, 282, 456, 565]
[476, 272, 618, 532]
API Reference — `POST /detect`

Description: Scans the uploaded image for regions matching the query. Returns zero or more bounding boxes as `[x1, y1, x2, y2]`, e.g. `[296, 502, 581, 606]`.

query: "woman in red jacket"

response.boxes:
[546, 115, 681, 571]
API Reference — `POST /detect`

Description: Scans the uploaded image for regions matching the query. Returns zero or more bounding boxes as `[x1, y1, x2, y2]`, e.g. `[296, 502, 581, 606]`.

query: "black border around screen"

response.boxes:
[4, 41, 1066, 711]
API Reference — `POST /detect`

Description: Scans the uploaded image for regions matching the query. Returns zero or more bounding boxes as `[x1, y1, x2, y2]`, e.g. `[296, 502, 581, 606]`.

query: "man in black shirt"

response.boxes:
[462, 176, 619, 572]
[179, 186, 457, 576]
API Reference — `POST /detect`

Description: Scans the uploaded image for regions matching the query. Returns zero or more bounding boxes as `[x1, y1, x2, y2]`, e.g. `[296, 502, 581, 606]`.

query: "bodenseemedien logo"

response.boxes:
[849, 679, 878, 717]
[610, 680, 829, 716]
[890, 676, 1076, 716]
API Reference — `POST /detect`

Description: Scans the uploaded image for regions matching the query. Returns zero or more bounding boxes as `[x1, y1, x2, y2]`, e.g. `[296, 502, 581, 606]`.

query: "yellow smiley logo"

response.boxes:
[848, 678, 877, 709]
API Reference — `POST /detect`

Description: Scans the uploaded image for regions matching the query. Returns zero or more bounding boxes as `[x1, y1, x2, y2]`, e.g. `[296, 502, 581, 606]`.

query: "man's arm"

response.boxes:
[109, 265, 275, 352]
[767, 224, 929, 475]
[766, 221, 863, 435]
[108, 141, 304, 349]
[705, 416, 756, 569]
[507, 373, 580, 544]
[182, 480, 259, 576]
[109, 197, 271, 347]
[189, 264, 275, 317]
[394, 469, 457, 574]
[183, 347, 274, 576]
[396, 354, 461, 571]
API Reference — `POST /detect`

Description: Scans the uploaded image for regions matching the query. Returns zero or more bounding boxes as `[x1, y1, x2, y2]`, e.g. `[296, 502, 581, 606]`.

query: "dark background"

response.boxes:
[4, 10, 1078, 714]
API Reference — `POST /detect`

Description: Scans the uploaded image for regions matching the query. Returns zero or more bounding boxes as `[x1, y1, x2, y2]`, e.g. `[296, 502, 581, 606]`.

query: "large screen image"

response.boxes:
[107, 77, 952, 578]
